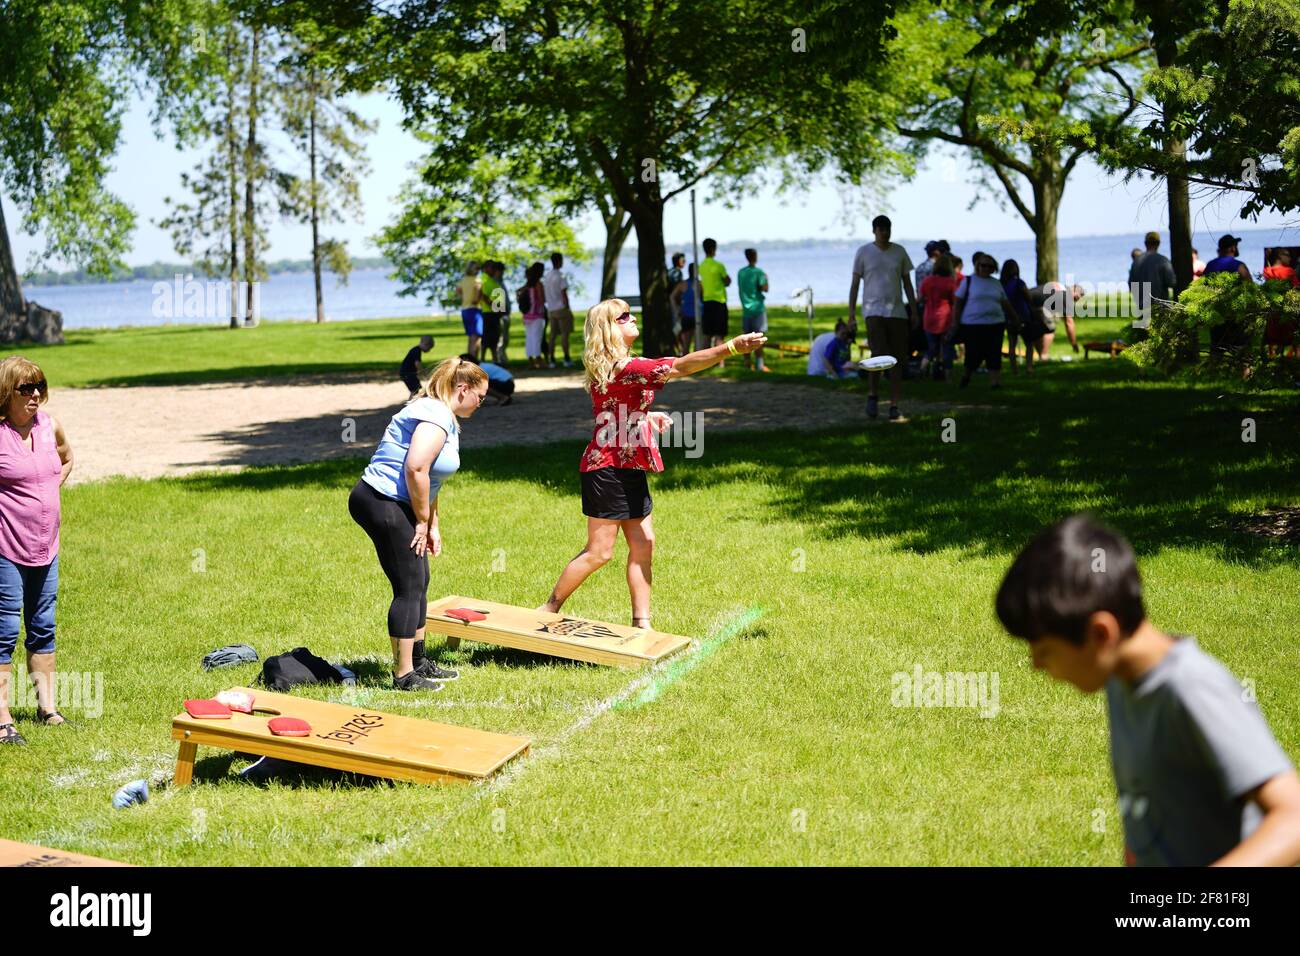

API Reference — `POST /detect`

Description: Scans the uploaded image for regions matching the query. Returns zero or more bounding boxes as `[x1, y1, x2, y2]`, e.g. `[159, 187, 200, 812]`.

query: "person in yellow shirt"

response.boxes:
[698, 238, 731, 366]
[457, 262, 484, 360]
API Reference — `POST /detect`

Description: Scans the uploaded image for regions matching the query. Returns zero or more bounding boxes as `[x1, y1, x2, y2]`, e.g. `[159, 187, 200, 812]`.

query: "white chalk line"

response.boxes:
[350, 605, 761, 866]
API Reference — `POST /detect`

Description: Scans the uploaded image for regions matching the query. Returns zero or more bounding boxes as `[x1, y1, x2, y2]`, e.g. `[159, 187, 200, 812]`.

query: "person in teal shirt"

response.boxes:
[737, 247, 770, 372]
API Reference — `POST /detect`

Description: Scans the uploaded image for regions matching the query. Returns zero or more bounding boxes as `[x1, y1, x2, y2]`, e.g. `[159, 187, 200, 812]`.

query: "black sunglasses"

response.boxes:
[17, 381, 47, 396]
[615, 311, 633, 324]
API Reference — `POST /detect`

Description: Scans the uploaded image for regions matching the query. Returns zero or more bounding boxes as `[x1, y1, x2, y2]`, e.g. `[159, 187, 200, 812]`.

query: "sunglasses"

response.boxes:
[615, 311, 633, 324]
[17, 381, 47, 396]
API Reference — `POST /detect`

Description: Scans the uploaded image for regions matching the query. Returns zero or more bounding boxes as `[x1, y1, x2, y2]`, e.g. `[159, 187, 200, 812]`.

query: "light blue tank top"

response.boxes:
[362, 397, 460, 503]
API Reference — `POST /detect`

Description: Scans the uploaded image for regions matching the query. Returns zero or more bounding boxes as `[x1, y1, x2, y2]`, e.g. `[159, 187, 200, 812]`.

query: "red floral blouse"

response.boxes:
[580, 356, 676, 473]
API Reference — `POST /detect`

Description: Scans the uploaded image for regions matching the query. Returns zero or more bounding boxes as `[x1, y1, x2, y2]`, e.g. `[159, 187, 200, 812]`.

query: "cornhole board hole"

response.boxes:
[426, 594, 693, 669]
[0, 838, 131, 867]
[170, 687, 529, 787]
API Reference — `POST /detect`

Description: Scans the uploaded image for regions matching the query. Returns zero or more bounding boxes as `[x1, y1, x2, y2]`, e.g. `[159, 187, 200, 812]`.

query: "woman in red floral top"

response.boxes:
[539, 298, 765, 629]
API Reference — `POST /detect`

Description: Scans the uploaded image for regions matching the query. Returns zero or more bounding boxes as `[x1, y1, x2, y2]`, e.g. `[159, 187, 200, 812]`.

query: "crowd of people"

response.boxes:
[802, 215, 1082, 421]
[409, 224, 1297, 420]
[454, 253, 577, 370]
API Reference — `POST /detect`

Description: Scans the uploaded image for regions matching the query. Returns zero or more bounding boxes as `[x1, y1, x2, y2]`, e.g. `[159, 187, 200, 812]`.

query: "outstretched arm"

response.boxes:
[666, 333, 766, 378]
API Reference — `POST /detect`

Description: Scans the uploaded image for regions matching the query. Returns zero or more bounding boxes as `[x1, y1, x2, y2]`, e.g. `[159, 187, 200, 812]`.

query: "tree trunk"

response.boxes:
[1030, 171, 1061, 286]
[226, 32, 240, 329]
[601, 208, 633, 299]
[310, 67, 324, 323]
[629, 201, 672, 358]
[242, 24, 260, 327]
[1154, 26, 1193, 294]
[0, 201, 27, 338]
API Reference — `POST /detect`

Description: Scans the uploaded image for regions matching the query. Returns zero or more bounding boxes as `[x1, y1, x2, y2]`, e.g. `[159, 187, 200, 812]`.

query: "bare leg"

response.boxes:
[621, 514, 654, 625]
[889, 363, 902, 405]
[539, 519, 619, 613]
[28, 652, 62, 722]
[0, 663, 12, 726]
[1039, 331, 1055, 358]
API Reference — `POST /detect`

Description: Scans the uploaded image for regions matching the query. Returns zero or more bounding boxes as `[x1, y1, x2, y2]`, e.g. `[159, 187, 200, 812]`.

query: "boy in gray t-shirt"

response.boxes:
[996, 514, 1300, 866]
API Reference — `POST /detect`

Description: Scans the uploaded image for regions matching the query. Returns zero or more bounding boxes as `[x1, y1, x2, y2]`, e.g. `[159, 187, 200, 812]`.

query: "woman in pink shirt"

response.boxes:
[919, 254, 959, 380]
[0, 357, 74, 745]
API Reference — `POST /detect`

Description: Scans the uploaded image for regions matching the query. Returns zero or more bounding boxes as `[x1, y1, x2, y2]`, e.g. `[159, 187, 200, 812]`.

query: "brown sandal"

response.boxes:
[36, 710, 70, 726]
[0, 722, 27, 745]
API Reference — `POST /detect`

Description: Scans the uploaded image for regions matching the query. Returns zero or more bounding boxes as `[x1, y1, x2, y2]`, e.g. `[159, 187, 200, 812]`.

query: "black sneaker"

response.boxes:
[888, 405, 903, 422]
[393, 670, 444, 692]
[414, 658, 460, 681]
[867, 395, 879, 419]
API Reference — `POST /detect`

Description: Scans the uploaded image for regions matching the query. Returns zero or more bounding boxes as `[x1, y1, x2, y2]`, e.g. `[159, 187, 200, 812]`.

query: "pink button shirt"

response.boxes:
[0, 410, 62, 566]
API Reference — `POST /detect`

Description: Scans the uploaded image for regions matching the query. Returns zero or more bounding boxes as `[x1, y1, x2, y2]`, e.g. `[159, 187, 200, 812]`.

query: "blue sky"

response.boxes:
[4, 91, 1295, 272]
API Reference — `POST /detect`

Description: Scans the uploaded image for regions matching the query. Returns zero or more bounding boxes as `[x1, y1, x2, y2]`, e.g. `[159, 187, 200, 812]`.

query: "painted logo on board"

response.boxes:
[315, 712, 386, 747]
[537, 618, 636, 645]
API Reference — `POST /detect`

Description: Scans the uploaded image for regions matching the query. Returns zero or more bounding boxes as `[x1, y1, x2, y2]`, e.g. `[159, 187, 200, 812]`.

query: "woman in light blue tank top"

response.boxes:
[348, 357, 489, 692]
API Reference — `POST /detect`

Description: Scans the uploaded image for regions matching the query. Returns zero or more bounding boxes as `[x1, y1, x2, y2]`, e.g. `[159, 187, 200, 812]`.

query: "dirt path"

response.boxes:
[47, 372, 982, 484]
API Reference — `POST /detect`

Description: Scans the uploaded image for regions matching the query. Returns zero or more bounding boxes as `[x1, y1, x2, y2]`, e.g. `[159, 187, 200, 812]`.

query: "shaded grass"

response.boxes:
[0, 354, 1296, 865]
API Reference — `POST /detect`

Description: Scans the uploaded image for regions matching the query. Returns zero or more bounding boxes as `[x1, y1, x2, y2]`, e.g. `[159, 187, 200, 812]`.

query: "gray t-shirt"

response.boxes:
[1129, 251, 1176, 309]
[852, 242, 914, 318]
[1106, 636, 1293, 866]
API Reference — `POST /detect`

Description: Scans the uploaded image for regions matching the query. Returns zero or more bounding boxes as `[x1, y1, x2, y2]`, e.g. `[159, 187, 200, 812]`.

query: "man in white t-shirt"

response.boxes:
[848, 215, 918, 422]
[543, 252, 573, 368]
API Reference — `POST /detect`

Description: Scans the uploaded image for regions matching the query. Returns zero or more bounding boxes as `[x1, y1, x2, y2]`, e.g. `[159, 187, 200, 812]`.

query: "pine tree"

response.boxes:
[277, 37, 374, 323]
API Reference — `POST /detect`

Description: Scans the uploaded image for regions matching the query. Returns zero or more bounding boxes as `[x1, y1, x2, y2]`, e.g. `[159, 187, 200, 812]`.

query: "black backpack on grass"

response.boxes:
[258, 647, 343, 692]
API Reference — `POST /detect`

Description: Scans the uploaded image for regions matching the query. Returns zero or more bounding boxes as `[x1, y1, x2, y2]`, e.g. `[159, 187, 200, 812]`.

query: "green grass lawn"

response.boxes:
[23, 301, 1133, 388]
[0, 346, 1295, 865]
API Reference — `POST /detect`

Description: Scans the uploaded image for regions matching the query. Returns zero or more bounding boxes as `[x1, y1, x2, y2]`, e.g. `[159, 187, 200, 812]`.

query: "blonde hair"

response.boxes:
[0, 356, 48, 422]
[421, 356, 487, 407]
[583, 298, 633, 392]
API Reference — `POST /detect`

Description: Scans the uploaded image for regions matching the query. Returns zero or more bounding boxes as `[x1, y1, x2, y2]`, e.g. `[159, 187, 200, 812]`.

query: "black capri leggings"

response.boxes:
[962, 322, 1006, 373]
[348, 478, 430, 638]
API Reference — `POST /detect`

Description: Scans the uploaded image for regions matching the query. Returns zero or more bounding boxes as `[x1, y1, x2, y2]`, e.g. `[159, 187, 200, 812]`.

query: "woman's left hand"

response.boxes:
[730, 332, 767, 354]
[648, 412, 673, 434]
[428, 525, 443, 557]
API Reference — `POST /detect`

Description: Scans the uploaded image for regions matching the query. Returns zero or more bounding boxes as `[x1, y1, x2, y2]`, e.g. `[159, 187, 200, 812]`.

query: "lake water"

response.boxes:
[24, 226, 1296, 329]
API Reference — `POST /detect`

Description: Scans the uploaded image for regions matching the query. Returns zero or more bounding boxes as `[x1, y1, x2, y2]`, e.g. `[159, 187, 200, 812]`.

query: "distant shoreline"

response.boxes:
[25, 224, 1293, 288]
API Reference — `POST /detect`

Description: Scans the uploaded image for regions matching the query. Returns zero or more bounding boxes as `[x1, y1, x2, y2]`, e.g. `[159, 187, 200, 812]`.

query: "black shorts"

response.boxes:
[581, 467, 652, 520]
[489, 378, 515, 397]
[400, 370, 420, 393]
[1020, 316, 1049, 342]
[702, 301, 728, 338]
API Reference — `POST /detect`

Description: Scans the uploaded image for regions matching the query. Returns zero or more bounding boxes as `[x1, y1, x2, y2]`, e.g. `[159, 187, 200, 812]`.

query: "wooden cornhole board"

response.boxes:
[170, 687, 529, 787]
[0, 838, 131, 867]
[427, 594, 693, 669]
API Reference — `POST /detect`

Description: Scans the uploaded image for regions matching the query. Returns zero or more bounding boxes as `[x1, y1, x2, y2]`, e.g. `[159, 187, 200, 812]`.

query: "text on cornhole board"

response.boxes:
[426, 594, 692, 668]
[170, 687, 529, 786]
